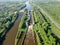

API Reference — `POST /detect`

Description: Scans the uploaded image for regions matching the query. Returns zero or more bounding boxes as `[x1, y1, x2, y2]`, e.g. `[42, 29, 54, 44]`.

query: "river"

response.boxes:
[2, 1, 37, 45]
[23, 1, 37, 45]
[2, 13, 22, 45]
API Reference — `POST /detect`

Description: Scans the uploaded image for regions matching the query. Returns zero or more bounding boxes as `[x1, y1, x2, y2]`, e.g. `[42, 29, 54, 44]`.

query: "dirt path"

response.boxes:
[24, 25, 37, 45]
[2, 13, 22, 45]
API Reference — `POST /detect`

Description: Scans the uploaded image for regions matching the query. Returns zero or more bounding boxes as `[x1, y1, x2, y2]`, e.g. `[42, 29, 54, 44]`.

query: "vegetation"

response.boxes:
[0, 2, 23, 40]
[33, 6, 60, 45]
[34, 2, 60, 26]
[15, 12, 28, 45]
[0, 1, 60, 45]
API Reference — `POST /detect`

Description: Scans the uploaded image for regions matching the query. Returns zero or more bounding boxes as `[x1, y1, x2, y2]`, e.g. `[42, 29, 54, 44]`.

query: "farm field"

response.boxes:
[0, 0, 60, 45]
[34, 1, 60, 26]
[32, 6, 60, 45]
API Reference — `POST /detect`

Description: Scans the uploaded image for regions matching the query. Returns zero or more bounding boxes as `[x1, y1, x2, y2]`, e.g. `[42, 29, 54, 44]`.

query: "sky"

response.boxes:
[0, 0, 19, 1]
[0, 0, 60, 2]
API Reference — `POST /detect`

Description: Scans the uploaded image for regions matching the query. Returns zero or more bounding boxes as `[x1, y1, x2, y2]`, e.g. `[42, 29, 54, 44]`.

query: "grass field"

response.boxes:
[32, 5, 60, 45]
[34, 2, 60, 26]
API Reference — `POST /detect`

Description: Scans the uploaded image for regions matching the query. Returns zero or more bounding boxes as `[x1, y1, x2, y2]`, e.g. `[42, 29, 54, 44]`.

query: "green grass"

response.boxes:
[15, 13, 28, 45]
[37, 2, 60, 26]
[33, 6, 60, 45]
[0, 2, 23, 40]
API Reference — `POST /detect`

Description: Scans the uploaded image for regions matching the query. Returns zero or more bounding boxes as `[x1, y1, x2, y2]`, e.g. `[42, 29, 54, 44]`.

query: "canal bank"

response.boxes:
[2, 13, 22, 45]
[23, 1, 37, 45]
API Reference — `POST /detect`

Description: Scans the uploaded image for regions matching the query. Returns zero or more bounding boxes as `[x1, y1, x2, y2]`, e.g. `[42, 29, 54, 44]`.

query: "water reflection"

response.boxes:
[25, 1, 32, 11]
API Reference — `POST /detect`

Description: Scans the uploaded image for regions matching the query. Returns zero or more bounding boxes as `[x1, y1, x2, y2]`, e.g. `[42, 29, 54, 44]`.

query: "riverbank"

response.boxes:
[2, 13, 22, 45]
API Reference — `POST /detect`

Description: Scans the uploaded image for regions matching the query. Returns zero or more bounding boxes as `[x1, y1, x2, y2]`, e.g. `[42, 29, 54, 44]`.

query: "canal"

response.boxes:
[23, 1, 37, 45]
[2, 13, 22, 45]
[2, 1, 37, 45]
